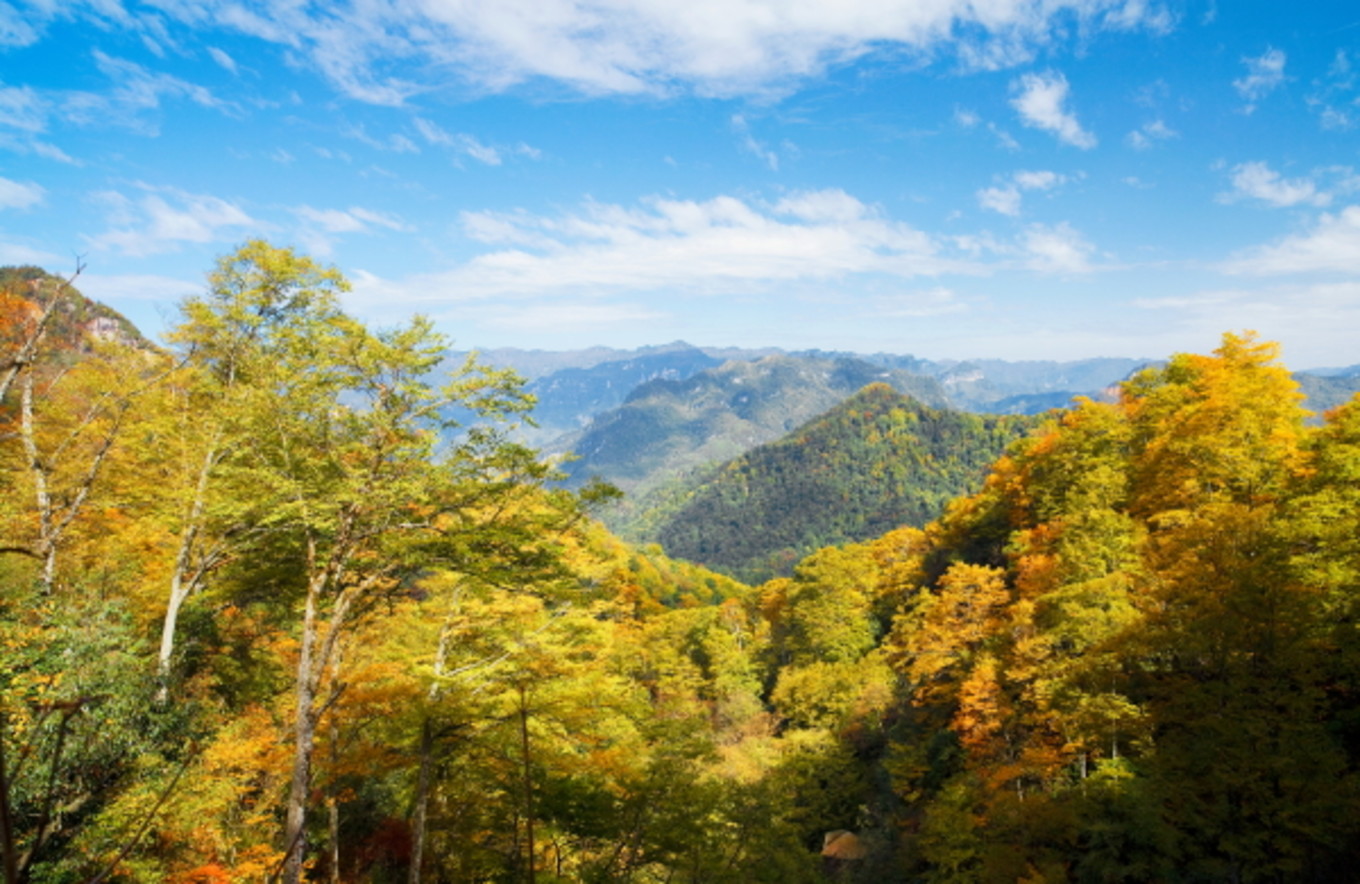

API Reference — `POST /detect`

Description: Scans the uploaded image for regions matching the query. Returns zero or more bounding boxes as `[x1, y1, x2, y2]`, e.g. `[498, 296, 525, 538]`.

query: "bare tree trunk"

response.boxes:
[18, 367, 127, 596]
[157, 437, 219, 700]
[19, 374, 55, 595]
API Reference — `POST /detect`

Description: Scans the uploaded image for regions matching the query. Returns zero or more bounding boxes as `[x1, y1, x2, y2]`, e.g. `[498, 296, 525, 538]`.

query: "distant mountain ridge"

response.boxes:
[474, 342, 1155, 422]
[558, 352, 948, 495]
[518, 346, 725, 445]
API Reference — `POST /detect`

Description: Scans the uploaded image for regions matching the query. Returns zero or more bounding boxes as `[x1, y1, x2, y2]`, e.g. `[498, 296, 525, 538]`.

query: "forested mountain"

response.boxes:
[6, 247, 1360, 883]
[560, 353, 948, 496]
[652, 384, 1036, 582]
[0, 265, 151, 357]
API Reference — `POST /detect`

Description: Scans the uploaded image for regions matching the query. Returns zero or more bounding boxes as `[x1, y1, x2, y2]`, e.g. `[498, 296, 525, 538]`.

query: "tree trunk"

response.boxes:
[0, 708, 18, 884]
[282, 579, 322, 884]
[157, 438, 218, 700]
[408, 718, 434, 884]
[156, 573, 192, 703]
[518, 684, 535, 884]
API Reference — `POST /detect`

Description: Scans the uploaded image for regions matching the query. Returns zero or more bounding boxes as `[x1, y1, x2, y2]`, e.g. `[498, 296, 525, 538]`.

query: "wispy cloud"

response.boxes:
[292, 204, 411, 255]
[1234, 47, 1286, 113]
[1, 49, 233, 149]
[350, 189, 976, 307]
[867, 286, 966, 318]
[0, 238, 61, 265]
[1307, 49, 1358, 130]
[1010, 71, 1097, 148]
[1223, 205, 1360, 275]
[1220, 161, 1329, 208]
[977, 169, 1067, 216]
[731, 114, 779, 171]
[0, 176, 45, 209]
[1022, 222, 1095, 272]
[412, 118, 503, 165]
[26, 0, 1179, 102]
[79, 273, 198, 303]
[206, 46, 238, 74]
[1126, 118, 1176, 149]
[89, 183, 259, 256]
[61, 50, 231, 133]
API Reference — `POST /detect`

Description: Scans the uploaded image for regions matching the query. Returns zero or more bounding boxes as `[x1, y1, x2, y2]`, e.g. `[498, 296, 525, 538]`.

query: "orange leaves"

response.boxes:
[172, 863, 233, 884]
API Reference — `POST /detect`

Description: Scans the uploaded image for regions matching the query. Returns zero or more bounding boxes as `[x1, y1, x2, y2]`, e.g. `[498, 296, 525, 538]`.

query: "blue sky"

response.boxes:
[2, 1, 1358, 366]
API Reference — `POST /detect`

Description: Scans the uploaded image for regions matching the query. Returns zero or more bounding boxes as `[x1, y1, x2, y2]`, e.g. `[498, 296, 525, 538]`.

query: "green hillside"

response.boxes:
[653, 383, 1037, 582]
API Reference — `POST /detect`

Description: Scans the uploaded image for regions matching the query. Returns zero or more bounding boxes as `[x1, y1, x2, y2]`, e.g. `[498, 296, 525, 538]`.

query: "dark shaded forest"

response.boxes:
[3, 244, 1359, 882]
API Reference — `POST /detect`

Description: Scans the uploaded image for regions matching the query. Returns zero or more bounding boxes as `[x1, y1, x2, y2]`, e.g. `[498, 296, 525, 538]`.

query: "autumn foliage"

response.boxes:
[4, 252, 1360, 884]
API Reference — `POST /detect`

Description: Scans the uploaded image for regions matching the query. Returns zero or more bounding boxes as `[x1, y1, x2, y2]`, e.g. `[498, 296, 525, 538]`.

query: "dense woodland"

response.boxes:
[3, 243, 1360, 882]
[653, 384, 1035, 583]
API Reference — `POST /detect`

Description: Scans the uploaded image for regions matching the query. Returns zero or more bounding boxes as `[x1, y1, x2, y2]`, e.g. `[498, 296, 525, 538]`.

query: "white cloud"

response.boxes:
[476, 301, 670, 333]
[295, 205, 409, 234]
[1013, 170, 1063, 191]
[1223, 205, 1360, 275]
[1010, 71, 1097, 148]
[346, 124, 423, 154]
[869, 286, 965, 318]
[1126, 118, 1176, 149]
[1222, 161, 1328, 208]
[1022, 222, 1094, 272]
[1234, 47, 1286, 111]
[293, 205, 410, 255]
[0, 2, 39, 48]
[1307, 50, 1358, 131]
[65, 50, 230, 133]
[0, 83, 78, 160]
[0, 83, 45, 131]
[46, 0, 1178, 102]
[977, 169, 1067, 215]
[207, 46, 238, 74]
[1134, 280, 1360, 369]
[978, 186, 1022, 216]
[89, 184, 259, 256]
[0, 176, 44, 209]
[732, 114, 779, 171]
[79, 272, 197, 303]
[0, 238, 60, 265]
[349, 189, 979, 307]
[413, 118, 503, 165]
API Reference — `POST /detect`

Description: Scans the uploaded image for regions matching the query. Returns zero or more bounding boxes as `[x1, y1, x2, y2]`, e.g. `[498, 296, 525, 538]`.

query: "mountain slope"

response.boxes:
[1, 265, 152, 356]
[652, 383, 1037, 582]
[561, 353, 948, 495]
[522, 345, 724, 443]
